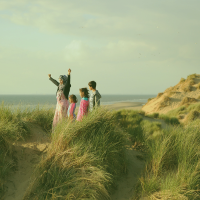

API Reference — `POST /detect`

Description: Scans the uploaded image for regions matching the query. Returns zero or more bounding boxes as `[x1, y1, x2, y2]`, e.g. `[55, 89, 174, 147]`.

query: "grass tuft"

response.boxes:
[147, 98, 155, 102]
[196, 83, 200, 89]
[183, 85, 192, 92]
[179, 78, 186, 83]
[187, 73, 197, 80]
[185, 110, 199, 123]
[157, 93, 163, 98]
[24, 108, 128, 200]
[146, 113, 159, 119]
[180, 97, 197, 106]
[134, 123, 200, 200]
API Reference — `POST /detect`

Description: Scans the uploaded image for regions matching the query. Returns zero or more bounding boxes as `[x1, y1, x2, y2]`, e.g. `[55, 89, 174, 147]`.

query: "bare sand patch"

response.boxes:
[4, 124, 50, 200]
[105, 102, 143, 111]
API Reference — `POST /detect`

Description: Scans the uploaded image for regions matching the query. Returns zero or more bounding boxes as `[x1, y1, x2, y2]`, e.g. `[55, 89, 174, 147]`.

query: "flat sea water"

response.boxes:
[0, 94, 156, 110]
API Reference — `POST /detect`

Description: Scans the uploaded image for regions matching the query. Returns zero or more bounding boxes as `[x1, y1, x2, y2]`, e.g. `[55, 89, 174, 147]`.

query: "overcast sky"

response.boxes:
[0, 0, 200, 95]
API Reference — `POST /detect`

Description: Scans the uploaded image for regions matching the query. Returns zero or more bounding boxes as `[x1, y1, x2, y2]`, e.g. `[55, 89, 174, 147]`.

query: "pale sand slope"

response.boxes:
[142, 74, 200, 115]
[105, 102, 143, 111]
[4, 124, 50, 200]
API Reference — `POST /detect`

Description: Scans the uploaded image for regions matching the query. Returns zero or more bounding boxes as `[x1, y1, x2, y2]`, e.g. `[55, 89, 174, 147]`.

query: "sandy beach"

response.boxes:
[75, 102, 144, 113]
[105, 102, 144, 111]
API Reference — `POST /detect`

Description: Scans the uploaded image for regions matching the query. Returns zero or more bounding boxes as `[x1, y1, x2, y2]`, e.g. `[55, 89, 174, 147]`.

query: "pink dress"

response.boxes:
[77, 98, 89, 121]
[53, 91, 69, 128]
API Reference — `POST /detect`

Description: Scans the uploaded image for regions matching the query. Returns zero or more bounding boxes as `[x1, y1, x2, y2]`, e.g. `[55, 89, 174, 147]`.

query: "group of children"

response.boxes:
[48, 69, 101, 128]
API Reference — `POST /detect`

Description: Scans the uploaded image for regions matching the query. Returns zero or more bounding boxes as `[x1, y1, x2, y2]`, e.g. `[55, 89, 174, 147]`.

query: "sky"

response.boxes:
[0, 0, 200, 95]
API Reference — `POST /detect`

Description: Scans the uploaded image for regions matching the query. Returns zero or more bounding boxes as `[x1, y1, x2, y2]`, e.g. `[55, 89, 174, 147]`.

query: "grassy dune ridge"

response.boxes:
[1, 102, 200, 200]
[24, 108, 129, 199]
[132, 115, 200, 199]
[0, 103, 54, 197]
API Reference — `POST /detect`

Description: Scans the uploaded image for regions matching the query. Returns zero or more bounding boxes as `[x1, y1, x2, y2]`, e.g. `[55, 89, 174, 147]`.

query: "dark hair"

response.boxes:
[88, 81, 96, 89]
[79, 88, 89, 98]
[69, 94, 78, 103]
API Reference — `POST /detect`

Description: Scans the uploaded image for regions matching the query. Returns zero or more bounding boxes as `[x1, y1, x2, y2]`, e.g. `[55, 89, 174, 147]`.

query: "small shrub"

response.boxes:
[178, 114, 185, 119]
[180, 97, 197, 106]
[113, 110, 144, 146]
[21, 106, 54, 132]
[146, 113, 159, 119]
[148, 98, 155, 102]
[189, 79, 195, 86]
[159, 114, 180, 125]
[163, 96, 170, 101]
[168, 91, 176, 96]
[196, 83, 200, 89]
[138, 110, 145, 116]
[183, 85, 191, 92]
[187, 102, 200, 112]
[157, 93, 163, 98]
[179, 78, 186, 83]
[141, 120, 161, 138]
[185, 110, 199, 123]
[187, 73, 197, 80]
[158, 96, 170, 108]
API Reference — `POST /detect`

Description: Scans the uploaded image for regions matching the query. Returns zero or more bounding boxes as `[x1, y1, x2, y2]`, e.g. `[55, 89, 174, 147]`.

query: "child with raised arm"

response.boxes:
[77, 88, 89, 121]
[88, 81, 101, 112]
[68, 94, 78, 120]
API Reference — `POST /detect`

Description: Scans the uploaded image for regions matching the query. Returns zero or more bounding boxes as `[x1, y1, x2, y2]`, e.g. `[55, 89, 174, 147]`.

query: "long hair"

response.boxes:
[69, 94, 78, 103]
[79, 88, 89, 98]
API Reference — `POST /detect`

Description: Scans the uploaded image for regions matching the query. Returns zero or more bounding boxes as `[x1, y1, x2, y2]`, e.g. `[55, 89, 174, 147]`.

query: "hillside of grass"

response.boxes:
[23, 108, 129, 199]
[142, 73, 200, 115]
[2, 102, 200, 200]
[0, 103, 54, 198]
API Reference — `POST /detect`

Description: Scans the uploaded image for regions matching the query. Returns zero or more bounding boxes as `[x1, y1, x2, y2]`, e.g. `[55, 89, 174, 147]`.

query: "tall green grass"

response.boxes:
[21, 105, 54, 132]
[24, 108, 128, 200]
[0, 103, 54, 197]
[113, 110, 144, 148]
[134, 120, 200, 200]
[145, 112, 180, 126]
[0, 103, 29, 196]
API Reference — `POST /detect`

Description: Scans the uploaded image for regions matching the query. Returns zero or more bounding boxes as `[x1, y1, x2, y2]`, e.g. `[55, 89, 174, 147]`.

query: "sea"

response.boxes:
[0, 94, 156, 110]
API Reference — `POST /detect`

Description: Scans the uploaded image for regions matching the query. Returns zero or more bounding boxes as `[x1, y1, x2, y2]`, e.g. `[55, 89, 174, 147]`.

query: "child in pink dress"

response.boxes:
[68, 94, 78, 120]
[77, 88, 89, 121]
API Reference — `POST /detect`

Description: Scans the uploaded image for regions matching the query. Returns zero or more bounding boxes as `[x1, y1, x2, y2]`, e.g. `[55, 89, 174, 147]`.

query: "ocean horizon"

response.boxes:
[0, 94, 156, 110]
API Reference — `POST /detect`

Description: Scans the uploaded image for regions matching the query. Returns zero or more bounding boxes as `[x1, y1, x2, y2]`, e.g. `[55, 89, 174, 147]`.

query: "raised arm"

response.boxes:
[48, 74, 59, 86]
[65, 69, 71, 88]
[63, 69, 71, 97]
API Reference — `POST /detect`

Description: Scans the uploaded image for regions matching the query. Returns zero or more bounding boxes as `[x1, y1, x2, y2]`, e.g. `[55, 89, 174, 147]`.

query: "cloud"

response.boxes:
[0, 0, 200, 94]
[1, 0, 199, 41]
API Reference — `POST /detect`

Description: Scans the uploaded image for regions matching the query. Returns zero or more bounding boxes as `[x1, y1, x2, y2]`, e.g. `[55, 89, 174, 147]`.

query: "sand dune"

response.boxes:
[4, 124, 50, 200]
[142, 74, 200, 114]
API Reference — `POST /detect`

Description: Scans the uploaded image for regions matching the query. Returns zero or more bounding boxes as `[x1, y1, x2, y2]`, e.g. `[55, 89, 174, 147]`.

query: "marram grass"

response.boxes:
[0, 103, 54, 197]
[23, 108, 128, 200]
[134, 120, 200, 200]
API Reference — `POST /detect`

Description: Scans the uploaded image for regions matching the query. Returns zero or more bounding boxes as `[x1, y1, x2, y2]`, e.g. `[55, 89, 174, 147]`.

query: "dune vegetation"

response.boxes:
[24, 108, 129, 200]
[1, 96, 200, 200]
[0, 103, 54, 198]
[134, 119, 200, 200]
[142, 73, 200, 115]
